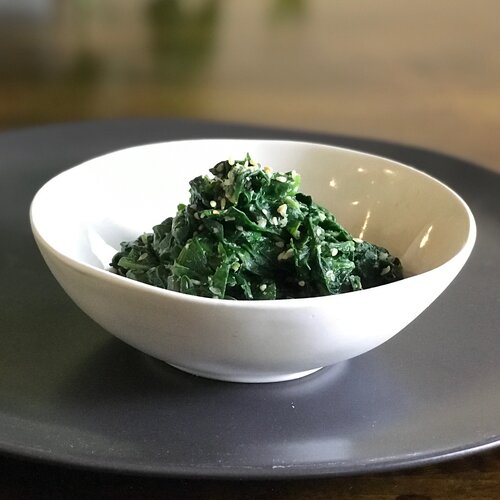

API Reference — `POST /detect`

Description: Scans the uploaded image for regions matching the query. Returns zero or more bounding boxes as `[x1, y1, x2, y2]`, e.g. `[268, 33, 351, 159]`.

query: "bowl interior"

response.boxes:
[31, 139, 473, 278]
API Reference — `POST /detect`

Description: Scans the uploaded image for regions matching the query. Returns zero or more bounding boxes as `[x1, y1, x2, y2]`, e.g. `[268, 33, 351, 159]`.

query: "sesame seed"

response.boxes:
[193, 212, 200, 220]
[212, 210, 220, 214]
[277, 248, 294, 261]
[236, 225, 243, 231]
[257, 218, 267, 227]
[318, 212, 326, 222]
[209, 200, 217, 208]
[271, 216, 278, 226]
[276, 176, 287, 183]
[138, 253, 148, 261]
[331, 247, 339, 257]
[220, 197, 226, 209]
[198, 225, 203, 231]
[263, 166, 273, 175]
[225, 216, 235, 221]
[275, 240, 285, 248]
[191, 279, 201, 285]
[259, 284, 267, 291]
[298, 280, 305, 287]
[277, 203, 288, 217]
[380, 266, 391, 276]
[227, 157, 235, 166]
[250, 158, 257, 166]
[279, 216, 288, 227]
[326, 270, 334, 280]
[353, 237, 363, 244]
[231, 262, 241, 271]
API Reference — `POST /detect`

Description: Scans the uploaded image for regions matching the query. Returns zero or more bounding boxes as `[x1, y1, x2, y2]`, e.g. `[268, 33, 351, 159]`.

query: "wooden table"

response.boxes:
[1, 1, 499, 498]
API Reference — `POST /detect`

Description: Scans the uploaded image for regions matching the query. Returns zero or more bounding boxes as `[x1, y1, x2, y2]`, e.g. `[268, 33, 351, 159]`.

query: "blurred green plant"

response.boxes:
[145, 0, 220, 82]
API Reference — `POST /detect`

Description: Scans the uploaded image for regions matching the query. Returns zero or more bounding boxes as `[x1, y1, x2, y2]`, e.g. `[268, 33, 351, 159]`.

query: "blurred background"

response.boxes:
[1, 0, 498, 171]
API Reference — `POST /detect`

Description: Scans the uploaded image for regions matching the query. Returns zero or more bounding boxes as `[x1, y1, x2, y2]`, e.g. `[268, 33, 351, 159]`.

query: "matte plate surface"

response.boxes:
[1, 119, 499, 478]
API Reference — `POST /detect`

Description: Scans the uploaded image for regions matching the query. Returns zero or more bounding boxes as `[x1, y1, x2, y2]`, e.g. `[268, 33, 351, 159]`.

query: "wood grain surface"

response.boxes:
[0, 1, 499, 498]
[1, 0, 499, 173]
[1, 450, 500, 499]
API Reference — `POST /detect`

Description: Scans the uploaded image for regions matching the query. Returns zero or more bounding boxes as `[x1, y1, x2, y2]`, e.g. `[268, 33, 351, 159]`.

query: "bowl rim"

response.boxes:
[29, 138, 477, 310]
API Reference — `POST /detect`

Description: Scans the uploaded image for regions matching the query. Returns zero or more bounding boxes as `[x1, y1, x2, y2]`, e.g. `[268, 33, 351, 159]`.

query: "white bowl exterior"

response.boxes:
[30, 140, 476, 382]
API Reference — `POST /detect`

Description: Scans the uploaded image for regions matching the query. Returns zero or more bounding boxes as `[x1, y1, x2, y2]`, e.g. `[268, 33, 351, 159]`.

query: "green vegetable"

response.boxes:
[111, 155, 403, 299]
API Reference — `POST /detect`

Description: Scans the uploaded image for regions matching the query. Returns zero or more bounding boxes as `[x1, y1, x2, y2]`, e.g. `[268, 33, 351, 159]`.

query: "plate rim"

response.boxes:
[1, 118, 499, 478]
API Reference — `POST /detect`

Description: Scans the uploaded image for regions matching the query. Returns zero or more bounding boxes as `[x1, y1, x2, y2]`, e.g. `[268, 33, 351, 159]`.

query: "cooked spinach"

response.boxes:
[111, 155, 403, 299]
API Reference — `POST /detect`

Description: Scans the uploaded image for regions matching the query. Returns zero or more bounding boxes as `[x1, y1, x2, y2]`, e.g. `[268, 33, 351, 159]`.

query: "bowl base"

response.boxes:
[168, 363, 324, 383]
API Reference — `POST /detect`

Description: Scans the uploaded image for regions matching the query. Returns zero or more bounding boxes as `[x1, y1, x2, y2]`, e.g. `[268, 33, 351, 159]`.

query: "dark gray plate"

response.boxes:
[1, 119, 499, 478]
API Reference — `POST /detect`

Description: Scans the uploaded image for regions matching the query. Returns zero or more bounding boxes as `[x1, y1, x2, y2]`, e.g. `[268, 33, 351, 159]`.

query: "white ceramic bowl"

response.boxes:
[30, 139, 476, 383]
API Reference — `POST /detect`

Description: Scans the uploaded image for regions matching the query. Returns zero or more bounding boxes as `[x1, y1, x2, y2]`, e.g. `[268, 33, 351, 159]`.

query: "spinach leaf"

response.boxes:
[111, 156, 403, 299]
